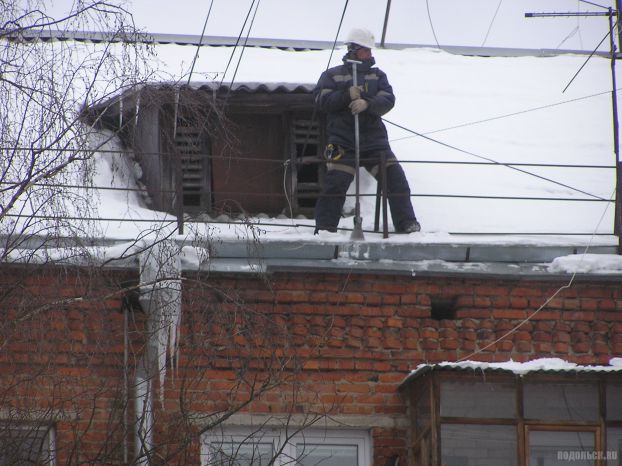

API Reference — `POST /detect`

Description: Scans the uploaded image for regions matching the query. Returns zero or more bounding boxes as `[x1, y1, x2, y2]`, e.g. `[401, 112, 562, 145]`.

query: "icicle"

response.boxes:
[119, 96, 123, 130]
[135, 91, 141, 126]
[139, 239, 182, 406]
[173, 87, 180, 138]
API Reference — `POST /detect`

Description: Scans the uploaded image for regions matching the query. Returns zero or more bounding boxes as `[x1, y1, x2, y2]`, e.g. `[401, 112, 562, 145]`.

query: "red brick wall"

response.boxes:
[179, 271, 622, 465]
[0, 266, 140, 465]
[194, 272, 622, 362]
[1, 266, 621, 465]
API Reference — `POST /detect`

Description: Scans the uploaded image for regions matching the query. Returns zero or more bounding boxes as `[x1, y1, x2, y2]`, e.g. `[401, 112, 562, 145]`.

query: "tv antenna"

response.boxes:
[526, 4, 622, 252]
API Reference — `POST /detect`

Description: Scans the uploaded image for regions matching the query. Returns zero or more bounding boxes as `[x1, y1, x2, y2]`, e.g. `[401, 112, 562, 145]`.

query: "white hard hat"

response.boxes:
[345, 28, 375, 49]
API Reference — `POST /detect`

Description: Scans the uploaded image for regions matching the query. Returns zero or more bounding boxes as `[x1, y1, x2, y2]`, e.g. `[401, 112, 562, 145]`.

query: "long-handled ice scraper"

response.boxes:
[346, 58, 365, 241]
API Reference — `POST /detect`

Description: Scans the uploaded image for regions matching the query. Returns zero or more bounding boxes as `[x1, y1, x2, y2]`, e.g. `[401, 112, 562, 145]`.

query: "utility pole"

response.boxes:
[527, 7, 621, 252]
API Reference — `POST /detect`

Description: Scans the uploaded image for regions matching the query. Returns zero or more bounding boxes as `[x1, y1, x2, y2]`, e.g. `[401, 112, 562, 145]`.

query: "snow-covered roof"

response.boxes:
[401, 357, 622, 387]
[102, 80, 316, 101]
[5, 38, 622, 276]
[7, 30, 609, 57]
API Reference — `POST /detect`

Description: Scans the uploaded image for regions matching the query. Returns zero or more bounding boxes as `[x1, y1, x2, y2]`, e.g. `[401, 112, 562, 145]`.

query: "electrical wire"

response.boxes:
[0, 158, 613, 203]
[282, 159, 295, 222]
[576, 0, 585, 50]
[3, 213, 180, 224]
[425, 0, 441, 48]
[579, 0, 609, 9]
[187, 0, 215, 84]
[326, 0, 349, 69]
[229, 0, 261, 89]
[455, 185, 616, 363]
[219, 0, 257, 88]
[382, 118, 609, 201]
[481, 0, 503, 47]
[556, 26, 581, 50]
[389, 89, 615, 142]
[563, 22, 616, 93]
[2, 211, 613, 236]
[1, 144, 616, 170]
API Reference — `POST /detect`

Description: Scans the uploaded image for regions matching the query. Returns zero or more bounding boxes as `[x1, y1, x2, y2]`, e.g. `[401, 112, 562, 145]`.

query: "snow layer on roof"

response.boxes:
[136, 44, 618, 237]
[188, 81, 315, 92]
[412, 357, 622, 377]
[549, 253, 622, 273]
[5, 42, 622, 272]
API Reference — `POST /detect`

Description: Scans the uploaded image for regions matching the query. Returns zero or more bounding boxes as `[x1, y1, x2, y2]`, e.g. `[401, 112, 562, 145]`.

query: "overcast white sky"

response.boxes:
[47, 0, 619, 51]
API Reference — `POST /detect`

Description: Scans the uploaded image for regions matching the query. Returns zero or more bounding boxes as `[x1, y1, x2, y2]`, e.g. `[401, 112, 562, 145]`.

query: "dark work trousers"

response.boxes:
[314, 148, 417, 231]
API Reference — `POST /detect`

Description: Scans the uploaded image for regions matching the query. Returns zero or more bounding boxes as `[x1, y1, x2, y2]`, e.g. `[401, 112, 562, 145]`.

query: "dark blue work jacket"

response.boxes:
[313, 55, 395, 152]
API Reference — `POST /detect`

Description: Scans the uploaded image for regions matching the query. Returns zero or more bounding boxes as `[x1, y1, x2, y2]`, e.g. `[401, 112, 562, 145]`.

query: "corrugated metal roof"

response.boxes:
[401, 358, 622, 387]
[3, 30, 333, 51]
[186, 81, 315, 93]
[127, 81, 315, 97]
[85, 81, 315, 115]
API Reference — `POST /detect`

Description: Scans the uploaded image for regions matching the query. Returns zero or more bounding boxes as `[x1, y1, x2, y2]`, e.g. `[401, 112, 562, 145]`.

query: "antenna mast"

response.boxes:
[527, 6, 621, 252]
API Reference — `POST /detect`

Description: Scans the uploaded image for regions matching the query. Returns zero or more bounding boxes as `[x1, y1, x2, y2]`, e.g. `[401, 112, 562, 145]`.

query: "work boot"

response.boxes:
[314, 226, 338, 235]
[398, 220, 421, 233]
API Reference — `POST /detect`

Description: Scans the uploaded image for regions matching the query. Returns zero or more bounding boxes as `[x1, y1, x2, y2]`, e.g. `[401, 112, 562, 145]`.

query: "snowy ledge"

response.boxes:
[2, 235, 622, 278]
[402, 357, 622, 386]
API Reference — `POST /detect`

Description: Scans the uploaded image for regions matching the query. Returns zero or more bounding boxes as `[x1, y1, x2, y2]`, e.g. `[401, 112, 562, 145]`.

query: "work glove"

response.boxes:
[349, 98, 368, 115]
[348, 85, 362, 100]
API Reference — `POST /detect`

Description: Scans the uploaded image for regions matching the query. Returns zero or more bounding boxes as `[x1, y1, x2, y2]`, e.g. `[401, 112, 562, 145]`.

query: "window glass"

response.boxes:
[607, 384, 622, 420]
[209, 441, 273, 466]
[523, 383, 598, 421]
[202, 427, 370, 466]
[528, 430, 595, 466]
[0, 425, 54, 466]
[296, 443, 358, 466]
[607, 428, 622, 466]
[441, 424, 517, 466]
[440, 380, 516, 418]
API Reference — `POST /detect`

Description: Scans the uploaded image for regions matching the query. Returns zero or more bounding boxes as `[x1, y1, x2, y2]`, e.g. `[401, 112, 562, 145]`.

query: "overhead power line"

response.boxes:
[220, 0, 258, 88]
[187, 0, 215, 84]
[425, 0, 441, 48]
[390, 88, 615, 141]
[382, 118, 610, 201]
[327, 0, 350, 68]
[579, 0, 609, 9]
[2, 212, 613, 236]
[481, 0, 504, 47]
[455, 186, 615, 362]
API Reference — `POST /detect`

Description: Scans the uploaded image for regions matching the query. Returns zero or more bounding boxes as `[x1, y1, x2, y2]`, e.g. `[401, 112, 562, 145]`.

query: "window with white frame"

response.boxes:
[0, 423, 56, 466]
[201, 426, 371, 466]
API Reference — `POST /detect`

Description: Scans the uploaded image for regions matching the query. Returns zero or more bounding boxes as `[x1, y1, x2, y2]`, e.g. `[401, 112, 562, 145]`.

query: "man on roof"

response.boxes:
[313, 27, 421, 234]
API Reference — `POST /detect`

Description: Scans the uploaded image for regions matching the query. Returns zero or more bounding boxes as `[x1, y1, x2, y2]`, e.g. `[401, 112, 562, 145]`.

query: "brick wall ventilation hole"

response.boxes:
[430, 297, 457, 320]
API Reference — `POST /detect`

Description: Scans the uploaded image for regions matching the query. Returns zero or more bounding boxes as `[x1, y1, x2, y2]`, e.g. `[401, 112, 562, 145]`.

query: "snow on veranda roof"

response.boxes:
[400, 357, 622, 388]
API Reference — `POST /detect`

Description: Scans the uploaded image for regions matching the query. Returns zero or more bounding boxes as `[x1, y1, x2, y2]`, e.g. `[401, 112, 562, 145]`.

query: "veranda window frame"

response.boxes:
[407, 371, 622, 466]
[525, 425, 600, 466]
